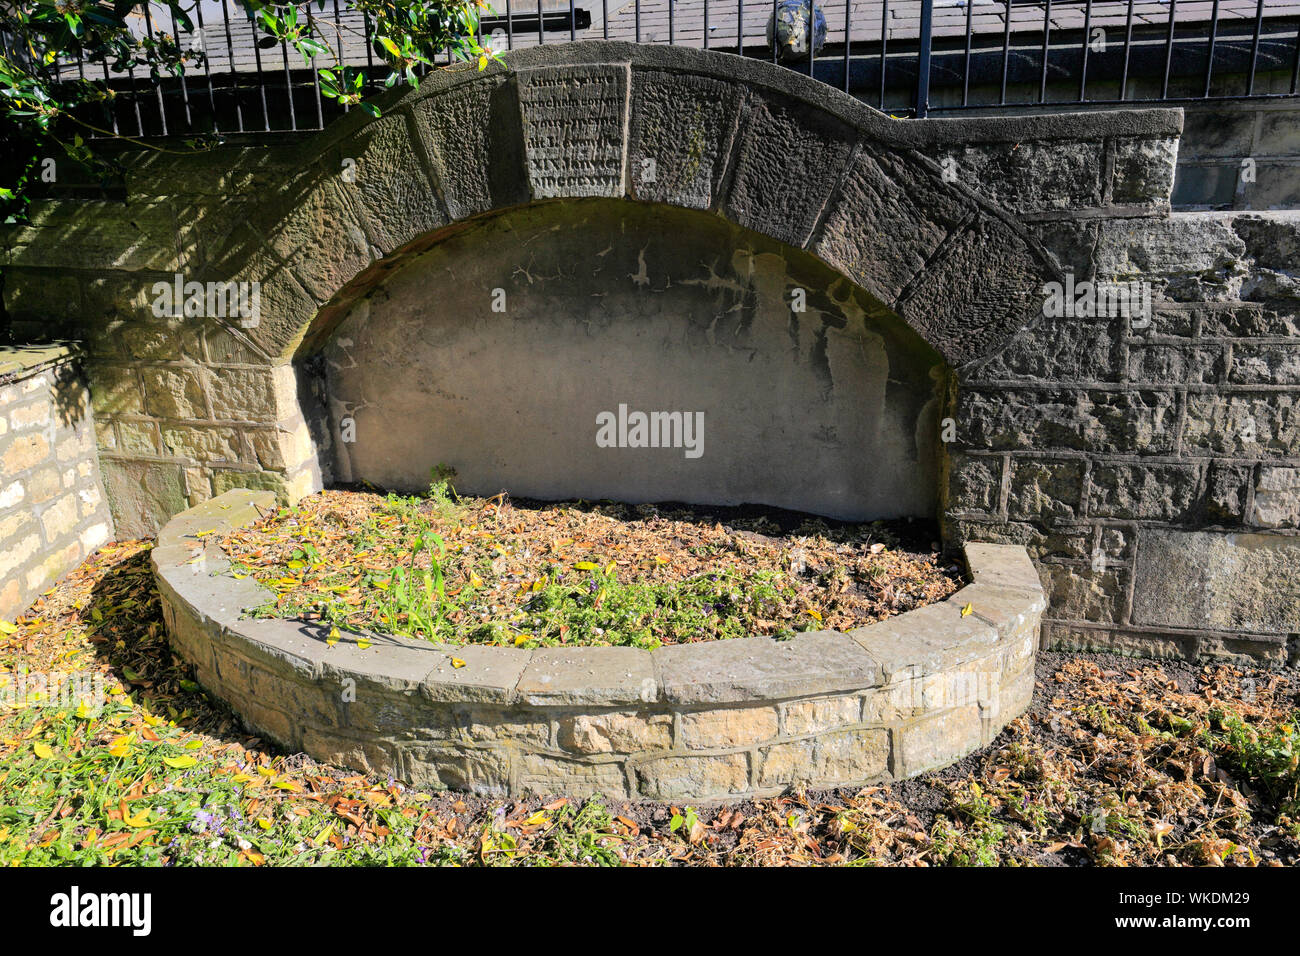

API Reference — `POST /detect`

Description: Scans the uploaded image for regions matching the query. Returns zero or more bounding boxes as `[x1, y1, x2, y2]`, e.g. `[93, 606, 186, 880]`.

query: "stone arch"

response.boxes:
[208, 41, 1061, 369]
[306, 197, 950, 520]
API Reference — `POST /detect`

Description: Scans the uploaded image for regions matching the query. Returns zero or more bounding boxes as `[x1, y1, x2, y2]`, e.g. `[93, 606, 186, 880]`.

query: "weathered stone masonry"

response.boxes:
[154, 490, 1044, 802]
[2, 42, 1299, 664]
[0, 347, 113, 620]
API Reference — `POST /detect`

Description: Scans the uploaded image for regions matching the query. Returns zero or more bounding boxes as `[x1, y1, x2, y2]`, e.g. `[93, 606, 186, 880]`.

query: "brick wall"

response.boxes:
[0, 347, 114, 621]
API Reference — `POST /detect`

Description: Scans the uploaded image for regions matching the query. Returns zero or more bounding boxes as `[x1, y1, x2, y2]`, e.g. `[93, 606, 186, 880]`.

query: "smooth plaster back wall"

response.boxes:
[316, 200, 946, 520]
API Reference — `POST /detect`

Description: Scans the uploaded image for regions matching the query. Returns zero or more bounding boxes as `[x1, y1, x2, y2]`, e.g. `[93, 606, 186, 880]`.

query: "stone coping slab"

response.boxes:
[0, 343, 76, 382]
[154, 489, 1046, 801]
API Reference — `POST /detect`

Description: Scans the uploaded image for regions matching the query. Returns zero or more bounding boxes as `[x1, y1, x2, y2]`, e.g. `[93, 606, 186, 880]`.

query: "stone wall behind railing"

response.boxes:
[914, 122, 1300, 664]
[0, 43, 1298, 664]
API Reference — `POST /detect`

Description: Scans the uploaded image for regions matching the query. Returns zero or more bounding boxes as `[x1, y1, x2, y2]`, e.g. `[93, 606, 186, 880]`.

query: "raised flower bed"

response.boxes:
[154, 489, 1045, 802]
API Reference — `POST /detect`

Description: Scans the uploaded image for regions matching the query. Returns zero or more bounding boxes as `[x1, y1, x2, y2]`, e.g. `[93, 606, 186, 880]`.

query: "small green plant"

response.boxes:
[929, 815, 1006, 867]
[1205, 708, 1300, 818]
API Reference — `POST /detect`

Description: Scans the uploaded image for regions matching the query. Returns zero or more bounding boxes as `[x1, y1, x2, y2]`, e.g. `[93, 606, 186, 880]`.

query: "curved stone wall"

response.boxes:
[154, 490, 1045, 801]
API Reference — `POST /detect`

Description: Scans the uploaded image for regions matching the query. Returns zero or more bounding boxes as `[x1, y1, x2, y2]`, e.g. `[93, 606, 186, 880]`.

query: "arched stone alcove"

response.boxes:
[304, 198, 946, 520]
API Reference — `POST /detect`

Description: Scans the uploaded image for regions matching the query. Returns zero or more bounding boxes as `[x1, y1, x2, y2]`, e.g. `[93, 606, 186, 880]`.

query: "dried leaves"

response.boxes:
[219, 489, 961, 648]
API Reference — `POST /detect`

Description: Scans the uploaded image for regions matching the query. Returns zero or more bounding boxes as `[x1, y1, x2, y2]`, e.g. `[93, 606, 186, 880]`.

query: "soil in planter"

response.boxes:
[218, 481, 962, 649]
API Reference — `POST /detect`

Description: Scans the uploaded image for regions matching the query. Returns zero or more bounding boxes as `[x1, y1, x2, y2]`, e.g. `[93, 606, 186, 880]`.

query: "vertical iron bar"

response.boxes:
[603, 0, 609, 40]
[251, 2, 271, 128]
[772, 0, 778, 63]
[142, 3, 168, 135]
[705, 0, 710, 50]
[1161, 0, 1176, 100]
[169, 5, 193, 130]
[186, 0, 214, 132]
[122, 18, 146, 138]
[363, 8, 378, 92]
[571, 0, 577, 40]
[1204, 0, 1219, 98]
[505, 0, 515, 49]
[1079, 0, 1092, 103]
[738, 0, 744, 55]
[879, 0, 888, 110]
[101, 55, 119, 135]
[636, 0, 641, 43]
[306, 4, 324, 127]
[962, 0, 973, 106]
[842, 0, 851, 93]
[915, 0, 932, 117]
[1292, 19, 1300, 95]
[538, 0, 545, 44]
[219, 0, 245, 132]
[1038, 0, 1051, 103]
[1120, 0, 1134, 101]
[280, 18, 297, 131]
[1247, 0, 1265, 95]
[669, 0, 674, 46]
[999, 0, 1011, 104]
[332, 0, 347, 113]
[806, 0, 814, 77]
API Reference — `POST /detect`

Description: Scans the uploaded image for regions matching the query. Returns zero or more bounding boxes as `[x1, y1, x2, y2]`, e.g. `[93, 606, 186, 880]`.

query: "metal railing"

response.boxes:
[35, 0, 1300, 136]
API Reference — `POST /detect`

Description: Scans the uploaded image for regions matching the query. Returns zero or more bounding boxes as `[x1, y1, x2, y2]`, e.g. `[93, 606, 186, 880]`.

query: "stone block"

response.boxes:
[657, 631, 880, 704]
[1127, 344, 1224, 384]
[975, 316, 1123, 383]
[1230, 344, 1300, 386]
[634, 752, 749, 801]
[160, 425, 242, 464]
[1133, 529, 1300, 633]
[1087, 462, 1202, 521]
[516, 754, 628, 799]
[557, 711, 672, 754]
[517, 646, 656, 706]
[782, 695, 862, 736]
[813, 147, 969, 306]
[337, 110, 447, 254]
[100, 459, 188, 538]
[898, 215, 1054, 366]
[517, 64, 629, 199]
[1254, 465, 1300, 529]
[1184, 393, 1300, 457]
[948, 453, 1002, 514]
[1111, 137, 1178, 205]
[1043, 565, 1127, 624]
[679, 705, 780, 749]
[0, 433, 49, 474]
[1007, 459, 1084, 521]
[255, 166, 375, 303]
[402, 744, 511, 796]
[756, 728, 889, 788]
[628, 68, 743, 209]
[933, 139, 1104, 212]
[723, 91, 855, 247]
[897, 704, 984, 776]
[958, 388, 1179, 455]
[410, 74, 529, 219]
[39, 493, 79, 540]
[140, 367, 207, 420]
[421, 645, 531, 705]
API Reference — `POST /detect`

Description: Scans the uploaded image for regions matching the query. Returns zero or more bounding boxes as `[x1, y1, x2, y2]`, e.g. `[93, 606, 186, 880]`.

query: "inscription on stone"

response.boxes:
[517, 65, 628, 199]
